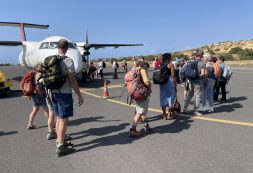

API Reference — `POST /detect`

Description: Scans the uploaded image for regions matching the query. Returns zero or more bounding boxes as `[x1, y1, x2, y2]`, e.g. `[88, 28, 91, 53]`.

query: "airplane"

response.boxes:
[0, 22, 144, 73]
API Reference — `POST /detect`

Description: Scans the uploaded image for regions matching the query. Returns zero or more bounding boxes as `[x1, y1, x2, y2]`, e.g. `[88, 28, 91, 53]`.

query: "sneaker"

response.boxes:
[56, 140, 73, 147]
[129, 129, 142, 138]
[193, 111, 203, 116]
[207, 107, 214, 113]
[47, 131, 57, 140]
[144, 125, 152, 133]
[64, 135, 72, 141]
[198, 105, 207, 111]
[26, 125, 37, 130]
[56, 144, 74, 157]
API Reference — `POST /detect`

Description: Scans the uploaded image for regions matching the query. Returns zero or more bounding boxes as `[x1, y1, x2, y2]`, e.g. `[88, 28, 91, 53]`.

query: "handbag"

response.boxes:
[172, 97, 181, 115]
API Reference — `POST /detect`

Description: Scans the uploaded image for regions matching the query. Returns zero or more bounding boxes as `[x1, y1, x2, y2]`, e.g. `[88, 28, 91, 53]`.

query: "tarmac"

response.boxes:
[1, 65, 253, 173]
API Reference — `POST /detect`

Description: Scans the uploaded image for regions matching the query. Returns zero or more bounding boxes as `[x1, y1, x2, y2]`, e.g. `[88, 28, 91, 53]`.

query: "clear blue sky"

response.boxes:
[1, 0, 253, 64]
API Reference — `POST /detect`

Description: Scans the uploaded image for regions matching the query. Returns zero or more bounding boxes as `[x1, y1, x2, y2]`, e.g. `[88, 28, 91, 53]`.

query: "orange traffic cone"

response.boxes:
[102, 80, 110, 99]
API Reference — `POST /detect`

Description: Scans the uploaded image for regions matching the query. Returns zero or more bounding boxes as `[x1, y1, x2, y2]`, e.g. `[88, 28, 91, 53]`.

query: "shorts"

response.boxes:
[51, 93, 73, 119]
[134, 98, 149, 115]
[31, 94, 47, 107]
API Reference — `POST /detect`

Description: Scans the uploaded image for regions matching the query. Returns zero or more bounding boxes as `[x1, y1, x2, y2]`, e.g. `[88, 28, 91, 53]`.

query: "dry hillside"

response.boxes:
[180, 39, 253, 57]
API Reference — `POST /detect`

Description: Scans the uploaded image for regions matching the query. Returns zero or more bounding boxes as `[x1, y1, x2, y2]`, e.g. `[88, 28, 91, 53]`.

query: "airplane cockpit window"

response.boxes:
[49, 42, 76, 49]
[39, 42, 49, 49]
[50, 42, 58, 49]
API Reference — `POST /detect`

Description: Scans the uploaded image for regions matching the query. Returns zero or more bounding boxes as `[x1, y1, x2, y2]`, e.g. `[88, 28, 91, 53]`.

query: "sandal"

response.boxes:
[166, 113, 175, 120]
[26, 125, 37, 130]
[163, 114, 168, 120]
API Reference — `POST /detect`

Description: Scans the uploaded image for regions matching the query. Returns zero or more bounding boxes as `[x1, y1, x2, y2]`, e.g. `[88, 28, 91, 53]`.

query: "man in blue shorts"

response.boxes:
[50, 39, 84, 157]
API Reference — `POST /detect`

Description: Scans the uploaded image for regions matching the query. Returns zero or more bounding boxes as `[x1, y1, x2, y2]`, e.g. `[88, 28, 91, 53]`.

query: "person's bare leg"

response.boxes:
[56, 118, 68, 146]
[27, 106, 39, 127]
[162, 106, 167, 119]
[42, 106, 49, 120]
[47, 109, 55, 132]
[132, 114, 141, 129]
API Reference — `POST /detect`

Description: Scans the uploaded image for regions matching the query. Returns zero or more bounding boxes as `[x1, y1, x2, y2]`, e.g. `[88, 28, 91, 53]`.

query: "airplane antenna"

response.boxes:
[86, 29, 89, 44]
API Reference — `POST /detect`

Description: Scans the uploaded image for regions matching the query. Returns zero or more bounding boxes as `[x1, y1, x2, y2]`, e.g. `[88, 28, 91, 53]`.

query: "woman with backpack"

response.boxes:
[26, 64, 49, 130]
[125, 61, 152, 137]
[159, 53, 177, 120]
[199, 54, 216, 112]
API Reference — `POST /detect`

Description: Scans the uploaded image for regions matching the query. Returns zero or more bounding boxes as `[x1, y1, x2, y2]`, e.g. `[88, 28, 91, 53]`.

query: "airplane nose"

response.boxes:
[66, 50, 83, 73]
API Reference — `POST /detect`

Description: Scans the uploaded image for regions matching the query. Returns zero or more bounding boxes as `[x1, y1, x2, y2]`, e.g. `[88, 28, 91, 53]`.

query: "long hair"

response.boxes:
[162, 53, 172, 63]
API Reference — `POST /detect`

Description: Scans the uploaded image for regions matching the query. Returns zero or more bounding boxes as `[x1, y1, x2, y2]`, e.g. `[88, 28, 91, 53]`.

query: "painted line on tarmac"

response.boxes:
[80, 89, 253, 127]
[81, 84, 125, 91]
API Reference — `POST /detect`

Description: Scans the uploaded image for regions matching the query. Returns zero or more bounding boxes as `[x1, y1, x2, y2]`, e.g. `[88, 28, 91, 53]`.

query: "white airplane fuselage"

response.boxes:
[18, 36, 83, 73]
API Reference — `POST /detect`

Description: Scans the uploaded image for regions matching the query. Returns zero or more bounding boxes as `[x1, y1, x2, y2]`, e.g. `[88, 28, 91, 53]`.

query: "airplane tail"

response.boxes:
[0, 22, 49, 42]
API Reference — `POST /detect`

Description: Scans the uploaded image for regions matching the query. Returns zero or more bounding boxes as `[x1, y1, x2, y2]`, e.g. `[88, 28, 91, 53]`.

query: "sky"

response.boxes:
[1, 0, 253, 64]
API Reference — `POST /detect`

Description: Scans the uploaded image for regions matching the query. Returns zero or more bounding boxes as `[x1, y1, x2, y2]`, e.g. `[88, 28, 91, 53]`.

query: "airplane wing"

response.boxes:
[0, 41, 22, 46]
[90, 44, 144, 49]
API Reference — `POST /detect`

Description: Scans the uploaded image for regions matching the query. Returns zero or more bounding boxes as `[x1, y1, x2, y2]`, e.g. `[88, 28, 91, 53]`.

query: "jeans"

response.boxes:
[202, 78, 215, 107]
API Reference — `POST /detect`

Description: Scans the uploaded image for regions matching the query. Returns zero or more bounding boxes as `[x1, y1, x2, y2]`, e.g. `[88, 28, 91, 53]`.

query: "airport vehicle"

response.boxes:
[0, 22, 143, 73]
[0, 70, 13, 95]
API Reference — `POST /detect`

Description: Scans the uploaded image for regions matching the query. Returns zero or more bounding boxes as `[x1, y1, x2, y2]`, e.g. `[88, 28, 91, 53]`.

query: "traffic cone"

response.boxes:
[102, 80, 110, 99]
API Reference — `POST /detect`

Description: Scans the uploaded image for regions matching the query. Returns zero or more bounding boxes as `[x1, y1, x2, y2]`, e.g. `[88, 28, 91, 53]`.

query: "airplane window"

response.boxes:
[39, 42, 49, 49]
[50, 42, 58, 49]
[49, 42, 76, 49]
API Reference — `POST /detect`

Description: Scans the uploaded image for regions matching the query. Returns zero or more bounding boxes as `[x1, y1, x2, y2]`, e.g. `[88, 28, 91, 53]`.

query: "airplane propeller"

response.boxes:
[77, 30, 144, 64]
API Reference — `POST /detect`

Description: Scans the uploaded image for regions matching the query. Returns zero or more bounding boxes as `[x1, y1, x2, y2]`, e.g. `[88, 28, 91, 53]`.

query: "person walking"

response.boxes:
[182, 49, 207, 116]
[199, 54, 216, 112]
[98, 59, 104, 79]
[49, 39, 84, 157]
[122, 60, 128, 74]
[159, 53, 177, 120]
[26, 65, 49, 130]
[112, 59, 119, 79]
[214, 57, 227, 102]
[128, 61, 152, 137]
[153, 56, 161, 69]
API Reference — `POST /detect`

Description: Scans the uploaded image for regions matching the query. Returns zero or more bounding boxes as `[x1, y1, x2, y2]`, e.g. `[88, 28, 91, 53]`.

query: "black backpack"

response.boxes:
[152, 62, 169, 84]
[103, 61, 106, 68]
[184, 60, 199, 80]
[41, 55, 67, 90]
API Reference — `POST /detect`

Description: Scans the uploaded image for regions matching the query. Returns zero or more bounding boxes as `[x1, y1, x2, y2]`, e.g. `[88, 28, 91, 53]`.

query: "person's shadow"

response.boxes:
[69, 123, 130, 140]
[212, 96, 247, 114]
[73, 123, 134, 153]
[151, 116, 193, 134]
[0, 131, 18, 137]
[68, 116, 120, 126]
[72, 117, 193, 154]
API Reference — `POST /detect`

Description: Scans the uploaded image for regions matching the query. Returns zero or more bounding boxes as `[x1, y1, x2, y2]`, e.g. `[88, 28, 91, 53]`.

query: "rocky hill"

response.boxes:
[179, 39, 253, 59]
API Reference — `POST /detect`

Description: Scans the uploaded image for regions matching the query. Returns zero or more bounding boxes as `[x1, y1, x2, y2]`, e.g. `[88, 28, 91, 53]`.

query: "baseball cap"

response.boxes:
[195, 49, 204, 56]
[57, 39, 69, 49]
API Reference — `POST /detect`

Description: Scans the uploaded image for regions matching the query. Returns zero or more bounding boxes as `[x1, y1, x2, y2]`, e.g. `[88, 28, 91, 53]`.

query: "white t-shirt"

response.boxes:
[112, 61, 117, 69]
[99, 61, 103, 70]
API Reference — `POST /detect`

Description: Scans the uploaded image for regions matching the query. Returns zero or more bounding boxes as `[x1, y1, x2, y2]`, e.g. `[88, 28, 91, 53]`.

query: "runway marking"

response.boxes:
[80, 89, 253, 127]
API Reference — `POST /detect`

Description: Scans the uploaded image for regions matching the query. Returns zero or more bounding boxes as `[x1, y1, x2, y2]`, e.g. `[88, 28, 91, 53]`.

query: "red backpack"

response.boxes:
[124, 68, 151, 102]
[20, 71, 36, 97]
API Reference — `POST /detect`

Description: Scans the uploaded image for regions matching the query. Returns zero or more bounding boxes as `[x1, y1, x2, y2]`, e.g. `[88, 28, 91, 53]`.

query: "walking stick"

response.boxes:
[118, 86, 126, 99]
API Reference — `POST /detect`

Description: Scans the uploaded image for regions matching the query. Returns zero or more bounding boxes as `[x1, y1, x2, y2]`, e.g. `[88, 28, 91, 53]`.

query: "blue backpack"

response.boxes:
[183, 60, 199, 80]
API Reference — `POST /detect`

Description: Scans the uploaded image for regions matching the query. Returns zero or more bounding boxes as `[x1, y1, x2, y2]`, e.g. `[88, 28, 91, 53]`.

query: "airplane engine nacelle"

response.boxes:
[83, 51, 90, 56]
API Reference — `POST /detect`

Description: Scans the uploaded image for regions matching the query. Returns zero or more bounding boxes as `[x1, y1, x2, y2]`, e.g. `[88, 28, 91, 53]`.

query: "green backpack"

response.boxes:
[41, 55, 67, 90]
